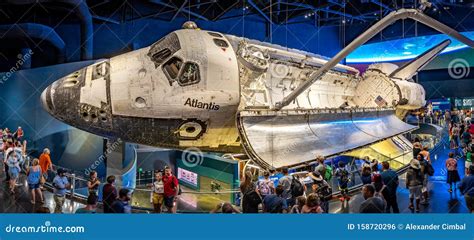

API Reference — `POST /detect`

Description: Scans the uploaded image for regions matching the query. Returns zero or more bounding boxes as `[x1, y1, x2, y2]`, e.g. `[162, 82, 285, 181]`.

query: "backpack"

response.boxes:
[338, 168, 349, 184]
[425, 162, 435, 176]
[290, 176, 304, 197]
[324, 165, 333, 181]
[258, 179, 272, 196]
[317, 182, 333, 202]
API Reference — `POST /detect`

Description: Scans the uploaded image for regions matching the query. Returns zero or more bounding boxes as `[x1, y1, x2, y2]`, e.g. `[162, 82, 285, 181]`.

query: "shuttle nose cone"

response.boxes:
[41, 85, 53, 114]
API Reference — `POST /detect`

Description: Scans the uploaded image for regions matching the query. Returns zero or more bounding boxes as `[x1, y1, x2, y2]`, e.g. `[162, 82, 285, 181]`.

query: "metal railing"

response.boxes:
[18, 117, 448, 213]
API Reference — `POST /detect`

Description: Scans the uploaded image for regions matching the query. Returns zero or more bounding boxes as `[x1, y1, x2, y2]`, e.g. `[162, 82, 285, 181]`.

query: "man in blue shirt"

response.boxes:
[263, 185, 288, 213]
[380, 161, 399, 213]
[459, 165, 474, 213]
[111, 188, 132, 213]
[53, 169, 70, 213]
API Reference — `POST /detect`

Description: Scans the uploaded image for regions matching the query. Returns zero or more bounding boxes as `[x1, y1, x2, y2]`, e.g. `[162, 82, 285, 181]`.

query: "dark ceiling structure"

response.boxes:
[1, 0, 473, 27]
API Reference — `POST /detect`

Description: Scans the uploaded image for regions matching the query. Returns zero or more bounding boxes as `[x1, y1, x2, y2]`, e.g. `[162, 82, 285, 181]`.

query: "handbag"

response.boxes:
[40, 175, 46, 184]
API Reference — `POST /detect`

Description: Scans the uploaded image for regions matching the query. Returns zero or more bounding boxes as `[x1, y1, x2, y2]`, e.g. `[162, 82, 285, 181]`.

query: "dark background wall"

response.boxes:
[0, 61, 107, 178]
[53, 15, 341, 62]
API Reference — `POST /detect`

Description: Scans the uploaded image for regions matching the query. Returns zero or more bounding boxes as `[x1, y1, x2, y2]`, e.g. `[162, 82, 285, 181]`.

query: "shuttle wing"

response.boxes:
[237, 109, 417, 169]
[389, 39, 451, 81]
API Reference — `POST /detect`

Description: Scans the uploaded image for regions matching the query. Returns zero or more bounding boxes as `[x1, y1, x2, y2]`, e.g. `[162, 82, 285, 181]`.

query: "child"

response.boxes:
[290, 196, 306, 214]
[150, 171, 164, 213]
[335, 161, 350, 203]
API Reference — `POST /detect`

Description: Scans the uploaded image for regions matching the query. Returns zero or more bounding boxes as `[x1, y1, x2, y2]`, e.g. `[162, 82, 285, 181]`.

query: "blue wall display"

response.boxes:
[347, 31, 474, 63]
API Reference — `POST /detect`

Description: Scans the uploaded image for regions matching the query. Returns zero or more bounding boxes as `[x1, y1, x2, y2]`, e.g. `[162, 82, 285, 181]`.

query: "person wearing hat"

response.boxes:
[308, 171, 332, 213]
[406, 158, 424, 213]
[52, 168, 70, 213]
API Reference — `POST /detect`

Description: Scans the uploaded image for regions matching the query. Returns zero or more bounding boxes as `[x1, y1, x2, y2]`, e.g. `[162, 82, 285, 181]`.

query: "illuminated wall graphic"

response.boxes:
[346, 31, 474, 63]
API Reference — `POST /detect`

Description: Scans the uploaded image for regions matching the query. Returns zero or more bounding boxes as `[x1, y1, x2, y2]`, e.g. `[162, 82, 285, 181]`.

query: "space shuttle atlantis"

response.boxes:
[41, 8, 474, 169]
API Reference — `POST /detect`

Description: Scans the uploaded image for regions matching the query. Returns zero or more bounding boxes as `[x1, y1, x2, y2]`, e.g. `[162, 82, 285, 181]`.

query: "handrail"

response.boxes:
[34, 120, 447, 213]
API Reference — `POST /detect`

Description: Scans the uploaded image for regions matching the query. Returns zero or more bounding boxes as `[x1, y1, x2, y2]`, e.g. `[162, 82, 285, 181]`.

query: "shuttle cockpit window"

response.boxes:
[178, 62, 200, 86]
[162, 57, 200, 86]
[150, 48, 172, 66]
[213, 39, 229, 48]
[207, 32, 223, 38]
[147, 32, 181, 68]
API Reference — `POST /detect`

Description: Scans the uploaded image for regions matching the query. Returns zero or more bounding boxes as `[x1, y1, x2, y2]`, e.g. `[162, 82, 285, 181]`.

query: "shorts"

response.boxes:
[409, 186, 422, 199]
[164, 196, 175, 208]
[447, 170, 461, 184]
[28, 183, 40, 190]
[8, 170, 19, 179]
[152, 193, 164, 205]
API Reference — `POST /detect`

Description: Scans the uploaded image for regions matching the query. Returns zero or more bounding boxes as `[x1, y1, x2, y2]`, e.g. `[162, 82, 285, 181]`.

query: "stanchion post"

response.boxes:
[71, 173, 76, 205]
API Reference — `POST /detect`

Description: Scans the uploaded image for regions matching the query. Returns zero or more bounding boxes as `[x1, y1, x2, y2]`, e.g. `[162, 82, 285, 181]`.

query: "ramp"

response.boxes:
[237, 108, 417, 168]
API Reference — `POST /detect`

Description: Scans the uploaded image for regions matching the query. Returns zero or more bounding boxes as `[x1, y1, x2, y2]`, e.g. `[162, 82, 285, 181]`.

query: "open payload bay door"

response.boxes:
[345, 135, 414, 170]
[237, 108, 417, 169]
